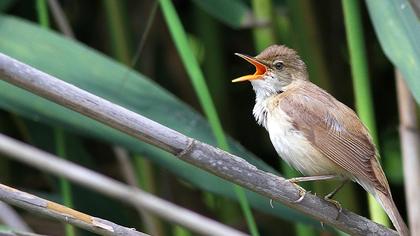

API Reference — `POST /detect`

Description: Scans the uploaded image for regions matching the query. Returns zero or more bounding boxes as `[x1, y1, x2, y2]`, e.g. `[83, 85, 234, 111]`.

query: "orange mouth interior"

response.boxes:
[232, 53, 267, 82]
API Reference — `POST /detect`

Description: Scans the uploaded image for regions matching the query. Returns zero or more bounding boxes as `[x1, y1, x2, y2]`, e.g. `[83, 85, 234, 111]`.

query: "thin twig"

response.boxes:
[128, 0, 158, 69]
[119, 0, 158, 88]
[47, 0, 75, 38]
[0, 184, 148, 236]
[0, 201, 33, 232]
[0, 133, 247, 236]
[0, 53, 398, 236]
[396, 70, 420, 235]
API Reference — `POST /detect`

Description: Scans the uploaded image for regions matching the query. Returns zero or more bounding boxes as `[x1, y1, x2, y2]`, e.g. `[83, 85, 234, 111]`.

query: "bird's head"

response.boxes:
[233, 45, 308, 96]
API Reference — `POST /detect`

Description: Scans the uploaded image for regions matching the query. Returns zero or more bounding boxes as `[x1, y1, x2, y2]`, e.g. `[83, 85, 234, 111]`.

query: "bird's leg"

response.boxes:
[324, 180, 348, 220]
[324, 179, 348, 199]
[287, 174, 338, 183]
[286, 175, 337, 203]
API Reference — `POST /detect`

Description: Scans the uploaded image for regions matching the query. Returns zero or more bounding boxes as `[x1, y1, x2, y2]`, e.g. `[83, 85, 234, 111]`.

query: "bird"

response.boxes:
[232, 44, 409, 236]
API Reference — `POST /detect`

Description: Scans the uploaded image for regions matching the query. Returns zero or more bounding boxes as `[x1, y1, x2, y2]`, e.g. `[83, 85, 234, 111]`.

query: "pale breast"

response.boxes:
[266, 107, 342, 177]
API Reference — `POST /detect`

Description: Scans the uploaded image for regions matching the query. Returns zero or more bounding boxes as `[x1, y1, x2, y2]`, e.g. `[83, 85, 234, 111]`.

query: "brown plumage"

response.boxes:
[233, 45, 409, 236]
[275, 81, 387, 194]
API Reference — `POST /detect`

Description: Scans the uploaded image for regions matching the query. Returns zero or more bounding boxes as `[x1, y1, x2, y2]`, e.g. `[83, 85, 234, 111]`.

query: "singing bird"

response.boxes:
[233, 45, 409, 235]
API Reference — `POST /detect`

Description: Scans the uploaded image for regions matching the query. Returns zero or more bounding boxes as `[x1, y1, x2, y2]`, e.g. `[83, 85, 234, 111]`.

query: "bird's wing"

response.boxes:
[275, 84, 388, 194]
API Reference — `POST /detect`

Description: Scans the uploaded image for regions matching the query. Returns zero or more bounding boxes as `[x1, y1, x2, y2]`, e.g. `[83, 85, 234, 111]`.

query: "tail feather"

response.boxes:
[375, 189, 410, 236]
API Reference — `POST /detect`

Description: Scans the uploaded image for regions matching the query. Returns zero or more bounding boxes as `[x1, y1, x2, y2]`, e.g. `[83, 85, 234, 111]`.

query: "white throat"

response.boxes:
[253, 96, 269, 128]
[251, 78, 284, 128]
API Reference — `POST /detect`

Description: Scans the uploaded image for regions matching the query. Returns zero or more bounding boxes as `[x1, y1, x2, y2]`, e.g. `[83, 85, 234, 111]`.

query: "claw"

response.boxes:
[293, 187, 308, 203]
[286, 180, 309, 203]
[324, 196, 342, 220]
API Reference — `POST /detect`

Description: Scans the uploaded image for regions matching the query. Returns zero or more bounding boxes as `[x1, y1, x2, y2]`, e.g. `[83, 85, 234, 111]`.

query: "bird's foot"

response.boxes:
[324, 195, 342, 220]
[286, 179, 309, 203]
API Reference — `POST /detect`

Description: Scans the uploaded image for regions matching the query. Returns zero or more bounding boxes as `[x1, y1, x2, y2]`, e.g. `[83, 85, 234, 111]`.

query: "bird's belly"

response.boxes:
[266, 110, 341, 176]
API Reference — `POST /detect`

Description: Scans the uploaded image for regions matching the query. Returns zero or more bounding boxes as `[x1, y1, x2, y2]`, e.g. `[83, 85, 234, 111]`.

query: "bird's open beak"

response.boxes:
[232, 53, 267, 82]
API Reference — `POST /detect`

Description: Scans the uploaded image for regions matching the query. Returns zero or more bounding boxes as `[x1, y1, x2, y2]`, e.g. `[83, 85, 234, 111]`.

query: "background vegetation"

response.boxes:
[0, 0, 418, 235]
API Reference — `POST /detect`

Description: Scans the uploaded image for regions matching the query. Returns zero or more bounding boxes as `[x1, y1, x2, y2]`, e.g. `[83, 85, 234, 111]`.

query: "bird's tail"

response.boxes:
[374, 188, 410, 236]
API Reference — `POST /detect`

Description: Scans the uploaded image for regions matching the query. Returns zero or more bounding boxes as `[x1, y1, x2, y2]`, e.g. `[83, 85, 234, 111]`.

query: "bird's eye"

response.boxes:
[273, 61, 284, 70]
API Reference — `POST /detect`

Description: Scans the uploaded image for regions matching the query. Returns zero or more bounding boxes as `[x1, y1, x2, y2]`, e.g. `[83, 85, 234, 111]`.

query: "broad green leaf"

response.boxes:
[0, 15, 316, 225]
[190, 0, 254, 29]
[366, 0, 420, 103]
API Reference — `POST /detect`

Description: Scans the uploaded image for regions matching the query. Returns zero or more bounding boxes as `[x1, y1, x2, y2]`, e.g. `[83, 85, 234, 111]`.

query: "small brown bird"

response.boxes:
[233, 45, 409, 235]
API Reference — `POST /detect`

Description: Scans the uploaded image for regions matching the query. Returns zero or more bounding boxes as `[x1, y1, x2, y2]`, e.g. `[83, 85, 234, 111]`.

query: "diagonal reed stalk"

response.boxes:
[36, 1, 75, 235]
[159, 0, 259, 235]
[342, 0, 389, 226]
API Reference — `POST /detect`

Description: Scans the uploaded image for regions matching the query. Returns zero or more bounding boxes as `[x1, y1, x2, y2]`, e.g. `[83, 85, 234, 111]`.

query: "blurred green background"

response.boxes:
[0, 0, 418, 235]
